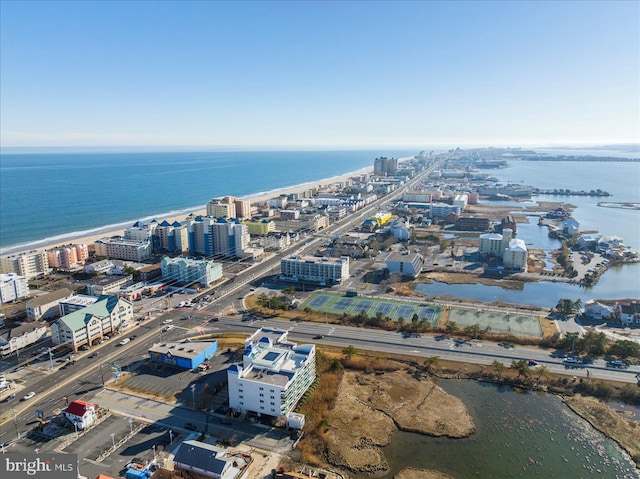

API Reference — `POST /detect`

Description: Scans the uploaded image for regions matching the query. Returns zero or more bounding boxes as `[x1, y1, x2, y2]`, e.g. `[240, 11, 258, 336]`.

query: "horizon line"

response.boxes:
[2, 141, 639, 154]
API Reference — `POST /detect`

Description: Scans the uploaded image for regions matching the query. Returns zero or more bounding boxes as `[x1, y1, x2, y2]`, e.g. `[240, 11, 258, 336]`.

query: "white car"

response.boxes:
[22, 392, 36, 401]
[162, 325, 174, 332]
[162, 319, 173, 324]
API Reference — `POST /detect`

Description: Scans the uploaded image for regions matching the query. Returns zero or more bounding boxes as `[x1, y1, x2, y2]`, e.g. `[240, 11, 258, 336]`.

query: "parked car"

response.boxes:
[21, 392, 36, 401]
[162, 319, 173, 324]
[162, 325, 174, 332]
[313, 335, 324, 340]
[528, 359, 539, 366]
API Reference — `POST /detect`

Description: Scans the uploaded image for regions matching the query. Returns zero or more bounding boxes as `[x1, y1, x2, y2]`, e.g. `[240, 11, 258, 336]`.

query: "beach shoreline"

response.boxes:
[0, 165, 374, 257]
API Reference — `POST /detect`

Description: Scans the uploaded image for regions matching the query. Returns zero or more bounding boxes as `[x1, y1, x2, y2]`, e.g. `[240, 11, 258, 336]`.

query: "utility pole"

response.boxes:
[190, 384, 196, 409]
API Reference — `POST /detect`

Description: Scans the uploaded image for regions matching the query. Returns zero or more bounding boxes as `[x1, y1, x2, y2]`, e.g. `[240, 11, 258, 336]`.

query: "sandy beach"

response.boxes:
[2, 166, 373, 257]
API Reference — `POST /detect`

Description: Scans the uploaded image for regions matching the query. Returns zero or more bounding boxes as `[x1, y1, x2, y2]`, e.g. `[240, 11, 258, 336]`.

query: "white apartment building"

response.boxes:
[280, 255, 349, 285]
[51, 295, 133, 352]
[0, 273, 30, 303]
[227, 328, 316, 418]
[478, 229, 514, 259]
[94, 236, 151, 261]
[503, 238, 528, 271]
[161, 256, 223, 287]
[0, 250, 50, 279]
[429, 203, 461, 219]
[0, 322, 48, 357]
[124, 221, 157, 242]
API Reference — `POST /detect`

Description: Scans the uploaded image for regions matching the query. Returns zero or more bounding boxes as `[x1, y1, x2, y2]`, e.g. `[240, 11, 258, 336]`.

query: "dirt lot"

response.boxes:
[323, 369, 474, 475]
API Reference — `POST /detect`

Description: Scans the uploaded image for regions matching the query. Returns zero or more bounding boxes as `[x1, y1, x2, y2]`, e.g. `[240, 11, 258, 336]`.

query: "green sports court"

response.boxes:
[301, 292, 441, 326]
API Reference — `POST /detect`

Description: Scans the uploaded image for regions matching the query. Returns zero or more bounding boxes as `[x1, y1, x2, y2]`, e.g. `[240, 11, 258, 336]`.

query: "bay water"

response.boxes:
[376, 379, 639, 479]
[417, 159, 640, 306]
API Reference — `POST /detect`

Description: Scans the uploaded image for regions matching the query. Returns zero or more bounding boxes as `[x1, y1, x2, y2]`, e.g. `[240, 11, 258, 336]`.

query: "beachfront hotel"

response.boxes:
[94, 236, 151, 262]
[186, 216, 250, 258]
[50, 295, 134, 352]
[280, 255, 350, 285]
[227, 327, 316, 419]
[47, 244, 89, 269]
[0, 250, 50, 279]
[155, 220, 189, 253]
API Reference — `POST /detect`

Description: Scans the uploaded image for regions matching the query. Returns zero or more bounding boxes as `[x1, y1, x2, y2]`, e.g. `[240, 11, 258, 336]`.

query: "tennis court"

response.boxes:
[448, 307, 543, 338]
[394, 305, 417, 320]
[301, 292, 441, 326]
[309, 295, 329, 308]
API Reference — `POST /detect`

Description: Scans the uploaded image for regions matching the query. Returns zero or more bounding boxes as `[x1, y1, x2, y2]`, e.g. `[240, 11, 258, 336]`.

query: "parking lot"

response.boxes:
[116, 348, 235, 411]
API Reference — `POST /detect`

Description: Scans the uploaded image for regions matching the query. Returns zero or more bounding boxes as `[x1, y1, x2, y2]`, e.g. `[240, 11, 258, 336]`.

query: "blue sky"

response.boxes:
[1, 1, 638, 149]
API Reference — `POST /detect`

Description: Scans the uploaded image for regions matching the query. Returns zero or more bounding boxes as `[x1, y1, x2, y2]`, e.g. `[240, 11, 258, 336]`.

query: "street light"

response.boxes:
[10, 408, 20, 439]
[190, 384, 196, 409]
[48, 348, 54, 371]
[152, 445, 156, 462]
[168, 429, 173, 445]
[110, 433, 115, 449]
[128, 417, 133, 433]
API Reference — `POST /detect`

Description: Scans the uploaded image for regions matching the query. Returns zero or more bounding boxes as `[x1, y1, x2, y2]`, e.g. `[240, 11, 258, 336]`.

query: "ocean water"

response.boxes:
[0, 149, 415, 253]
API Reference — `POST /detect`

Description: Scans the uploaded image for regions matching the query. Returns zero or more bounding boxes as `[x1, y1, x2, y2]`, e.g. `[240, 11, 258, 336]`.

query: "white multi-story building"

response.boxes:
[478, 229, 514, 259]
[0, 250, 50, 279]
[503, 238, 528, 271]
[94, 237, 151, 261]
[453, 194, 469, 211]
[280, 255, 349, 285]
[0, 273, 29, 303]
[429, 203, 461, 219]
[161, 256, 223, 287]
[124, 221, 157, 242]
[227, 328, 316, 418]
[51, 295, 133, 352]
[385, 252, 424, 278]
